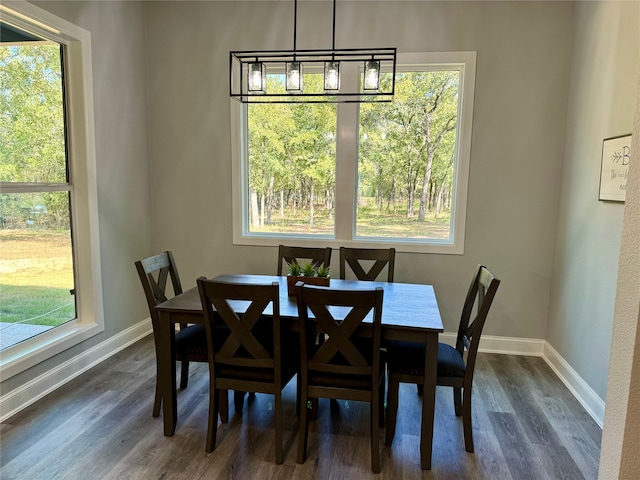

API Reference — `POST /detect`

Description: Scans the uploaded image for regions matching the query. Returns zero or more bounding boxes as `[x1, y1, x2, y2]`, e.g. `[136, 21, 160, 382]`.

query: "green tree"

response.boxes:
[0, 44, 68, 229]
[247, 74, 336, 231]
[359, 71, 459, 222]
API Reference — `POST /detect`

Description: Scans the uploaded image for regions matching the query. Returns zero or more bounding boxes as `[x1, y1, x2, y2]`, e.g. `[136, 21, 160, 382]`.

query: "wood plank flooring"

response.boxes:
[0, 335, 601, 479]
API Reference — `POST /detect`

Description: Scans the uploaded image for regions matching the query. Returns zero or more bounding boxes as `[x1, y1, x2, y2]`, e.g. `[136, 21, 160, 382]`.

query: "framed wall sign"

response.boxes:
[599, 134, 632, 202]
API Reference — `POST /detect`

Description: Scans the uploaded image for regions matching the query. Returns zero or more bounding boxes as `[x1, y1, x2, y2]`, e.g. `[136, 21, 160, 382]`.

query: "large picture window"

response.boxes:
[0, 39, 76, 351]
[0, 3, 103, 381]
[232, 52, 475, 253]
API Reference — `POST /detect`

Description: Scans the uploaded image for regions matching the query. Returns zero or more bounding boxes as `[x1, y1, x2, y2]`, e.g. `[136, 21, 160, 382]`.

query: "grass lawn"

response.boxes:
[0, 229, 76, 327]
[251, 202, 451, 239]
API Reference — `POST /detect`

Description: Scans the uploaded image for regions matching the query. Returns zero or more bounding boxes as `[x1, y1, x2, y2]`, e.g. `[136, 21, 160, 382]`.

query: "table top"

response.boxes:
[156, 274, 443, 334]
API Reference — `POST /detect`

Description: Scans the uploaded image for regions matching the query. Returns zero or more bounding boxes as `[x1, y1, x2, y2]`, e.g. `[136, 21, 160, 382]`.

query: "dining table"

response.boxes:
[154, 273, 443, 470]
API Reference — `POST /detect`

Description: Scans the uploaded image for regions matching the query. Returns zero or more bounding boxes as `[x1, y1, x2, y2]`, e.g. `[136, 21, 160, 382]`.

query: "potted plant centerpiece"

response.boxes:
[286, 260, 331, 295]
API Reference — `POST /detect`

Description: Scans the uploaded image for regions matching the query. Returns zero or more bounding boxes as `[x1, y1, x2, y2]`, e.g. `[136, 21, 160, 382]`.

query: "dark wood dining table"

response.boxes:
[155, 274, 443, 470]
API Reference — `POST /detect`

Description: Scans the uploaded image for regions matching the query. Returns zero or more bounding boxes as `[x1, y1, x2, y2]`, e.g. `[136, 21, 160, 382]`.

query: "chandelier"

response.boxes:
[229, 0, 396, 104]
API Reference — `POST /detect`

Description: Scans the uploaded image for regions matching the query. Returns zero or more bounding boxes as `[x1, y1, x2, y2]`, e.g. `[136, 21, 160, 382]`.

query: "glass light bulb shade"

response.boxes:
[286, 61, 303, 93]
[363, 60, 380, 91]
[324, 61, 340, 93]
[248, 62, 266, 94]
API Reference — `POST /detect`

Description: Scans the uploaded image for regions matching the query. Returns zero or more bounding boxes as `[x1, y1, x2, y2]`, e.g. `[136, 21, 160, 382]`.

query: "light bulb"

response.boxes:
[364, 60, 380, 91]
[286, 61, 303, 93]
[324, 61, 340, 92]
[248, 62, 266, 94]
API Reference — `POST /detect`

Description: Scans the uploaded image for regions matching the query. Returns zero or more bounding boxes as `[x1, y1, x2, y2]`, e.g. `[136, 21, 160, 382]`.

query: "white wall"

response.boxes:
[144, 0, 574, 341]
[548, 1, 640, 401]
[0, 1, 153, 394]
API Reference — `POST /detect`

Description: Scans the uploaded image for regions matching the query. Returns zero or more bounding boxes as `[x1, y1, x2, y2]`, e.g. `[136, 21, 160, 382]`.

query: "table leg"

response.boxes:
[158, 311, 177, 436]
[420, 331, 438, 470]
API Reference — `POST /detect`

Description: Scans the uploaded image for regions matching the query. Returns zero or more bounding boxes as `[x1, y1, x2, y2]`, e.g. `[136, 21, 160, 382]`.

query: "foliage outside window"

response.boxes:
[248, 74, 336, 235]
[232, 52, 475, 253]
[358, 71, 459, 240]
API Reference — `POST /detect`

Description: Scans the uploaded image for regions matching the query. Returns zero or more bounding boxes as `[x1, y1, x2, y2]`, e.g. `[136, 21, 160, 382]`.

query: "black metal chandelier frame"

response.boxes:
[229, 0, 396, 104]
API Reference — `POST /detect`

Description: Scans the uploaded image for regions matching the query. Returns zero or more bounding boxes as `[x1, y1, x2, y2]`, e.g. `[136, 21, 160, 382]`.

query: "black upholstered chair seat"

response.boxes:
[387, 341, 466, 378]
[175, 324, 207, 355]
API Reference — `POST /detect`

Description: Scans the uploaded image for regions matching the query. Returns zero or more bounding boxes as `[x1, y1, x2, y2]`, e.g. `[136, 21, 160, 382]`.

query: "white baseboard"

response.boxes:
[440, 332, 603, 427]
[1, 326, 604, 428]
[0, 319, 152, 423]
[440, 332, 545, 356]
[542, 341, 605, 428]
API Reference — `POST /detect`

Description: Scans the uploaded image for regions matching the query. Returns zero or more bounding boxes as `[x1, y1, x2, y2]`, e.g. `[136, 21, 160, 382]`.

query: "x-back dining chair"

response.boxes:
[295, 283, 385, 473]
[277, 245, 332, 275]
[339, 247, 396, 282]
[197, 277, 298, 463]
[384, 264, 500, 453]
[135, 251, 211, 417]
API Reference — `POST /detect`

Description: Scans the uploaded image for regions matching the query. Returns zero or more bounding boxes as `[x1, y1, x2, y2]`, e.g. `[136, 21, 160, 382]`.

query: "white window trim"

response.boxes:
[231, 51, 476, 254]
[0, 1, 104, 381]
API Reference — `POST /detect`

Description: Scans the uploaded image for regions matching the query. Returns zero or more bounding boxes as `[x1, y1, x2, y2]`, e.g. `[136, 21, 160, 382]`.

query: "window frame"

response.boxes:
[231, 51, 476, 254]
[0, 1, 104, 381]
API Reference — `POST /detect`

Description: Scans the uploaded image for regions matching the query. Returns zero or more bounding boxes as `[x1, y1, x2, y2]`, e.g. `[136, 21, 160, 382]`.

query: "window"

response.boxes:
[232, 52, 475, 254]
[247, 73, 336, 236]
[0, 3, 103, 380]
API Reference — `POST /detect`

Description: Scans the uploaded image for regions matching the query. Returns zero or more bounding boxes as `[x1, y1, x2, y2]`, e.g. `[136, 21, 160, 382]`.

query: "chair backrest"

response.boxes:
[296, 283, 384, 386]
[197, 278, 280, 374]
[277, 245, 332, 275]
[339, 247, 396, 282]
[135, 251, 183, 325]
[456, 265, 500, 374]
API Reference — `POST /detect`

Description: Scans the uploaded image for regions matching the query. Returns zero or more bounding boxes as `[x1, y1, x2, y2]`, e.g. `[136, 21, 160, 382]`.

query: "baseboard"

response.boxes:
[1, 326, 604, 428]
[440, 332, 603, 427]
[0, 319, 152, 423]
[439, 332, 546, 356]
[542, 341, 605, 428]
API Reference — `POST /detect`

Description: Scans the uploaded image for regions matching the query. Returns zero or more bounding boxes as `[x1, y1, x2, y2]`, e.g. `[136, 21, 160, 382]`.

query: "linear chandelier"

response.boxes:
[229, 0, 396, 104]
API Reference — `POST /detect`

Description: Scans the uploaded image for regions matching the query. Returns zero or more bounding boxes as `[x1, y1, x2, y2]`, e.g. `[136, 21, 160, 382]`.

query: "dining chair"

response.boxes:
[277, 245, 332, 275]
[197, 277, 298, 463]
[384, 264, 500, 452]
[339, 247, 396, 282]
[135, 251, 217, 418]
[295, 283, 385, 473]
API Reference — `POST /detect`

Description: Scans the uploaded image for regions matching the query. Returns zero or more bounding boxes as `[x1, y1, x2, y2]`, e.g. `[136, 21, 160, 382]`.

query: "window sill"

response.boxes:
[0, 320, 103, 382]
[232, 233, 464, 255]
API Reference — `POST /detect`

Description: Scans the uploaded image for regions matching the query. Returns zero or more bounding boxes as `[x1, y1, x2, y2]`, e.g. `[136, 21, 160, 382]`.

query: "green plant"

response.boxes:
[287, 260, 302, 276]
[316, 265, 330, 278]
[301, 261, 316, 277]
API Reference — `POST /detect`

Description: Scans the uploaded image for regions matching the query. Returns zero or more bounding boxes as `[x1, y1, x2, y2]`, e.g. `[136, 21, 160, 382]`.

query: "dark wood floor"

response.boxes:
[0, 335, 601, 479]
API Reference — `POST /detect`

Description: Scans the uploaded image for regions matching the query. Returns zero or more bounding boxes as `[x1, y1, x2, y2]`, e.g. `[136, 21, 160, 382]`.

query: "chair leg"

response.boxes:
[219, 390, 229, 423]
[297, 390, 309, 464]
[371, 392, 381, 473]
[453, 387, 463, 416]
[234, 391, 245, 414]
[384, 374, 400, 446]
[296, 374, 302, 417]
[378, 370, 386, 427]
[153, 372, 162, 417]
[462, 387, 474, 452]
[417, 384, 424, 396]
[206, 381, 219, 453]
[275, 390, 284, 464]
[309, 398, 318, 420]
[180, 360, 189, 389]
